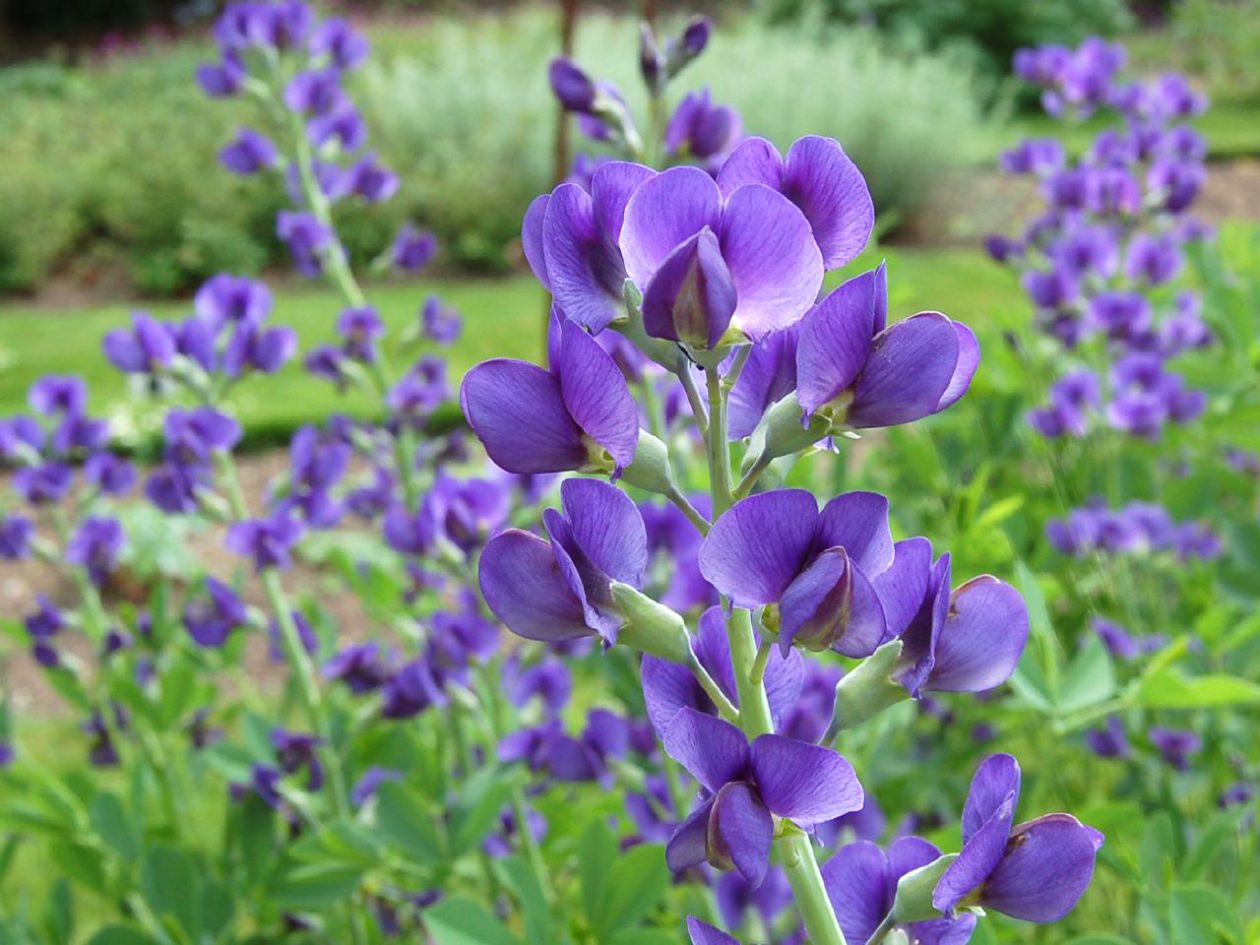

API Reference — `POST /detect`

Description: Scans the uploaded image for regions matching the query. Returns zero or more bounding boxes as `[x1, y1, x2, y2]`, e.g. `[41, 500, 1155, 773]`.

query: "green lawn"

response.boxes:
[0, 247, 1029, 449]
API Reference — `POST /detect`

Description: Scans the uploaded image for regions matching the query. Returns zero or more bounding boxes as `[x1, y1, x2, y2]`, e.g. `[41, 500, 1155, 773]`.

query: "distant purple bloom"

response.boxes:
[308, 102, 367, 151]
[505, 657, 573, 716]
[1125, 234, 1182, 285]
[351, 767, 401, 807]
[391, 225, 437, 272]
[0, 516, 35, 559]
[388, 356, 449, 424]
[420, 296, 461, 345]
[548, 58, 597, 112]
[104, 312, 176, 374]
[196, 55, 245, 97]
[165, 407, 241, 465]
[284, 69, 343, 116]
[84, 453, 135, 496]
[479, 478, 646, 644]
[13, 462, 73, 505]
[226, 514, 304, 570]
[325, 642, 392, 694]
[277, 211, 334, 277]
[219, 128, 279, 175]
[1085, 715, 1131, 759]
[29, 376, 86, 417]
[666, 88, 743, 167]
[66, 516, 125, 585]
[184, 577, 248, 647]
[337, 306, 385, 362]
[272, 727, 323, 791]
[934, 754, 1102, 922]
[1149, 727, 1201, 771]
[662, 707, 863, 887]
[224, 321, 297, 375]
[344, 153, 398, 202]
[309, 17, 369, 71]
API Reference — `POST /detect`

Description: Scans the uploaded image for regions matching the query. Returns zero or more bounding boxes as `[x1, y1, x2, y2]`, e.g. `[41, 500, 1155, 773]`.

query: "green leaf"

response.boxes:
[1067, 936, 1137, 945]
[609, 932, 676, 945]
[270, 860, 364, 910]
[448, 767, 517, 858]
[578, 821, 617, 929]
[497, 855, 553, 945]
[596, 843, 670, 935]
[1136, 669, 1260, 709]
[85, 927, 163, 945]
[1058, 636, 1116, 713]
[41, 877, 73, 945]
[1169, 882, 1244, 945]
[237, 792, 277, 888]
[140, 846, 202, 937]
[374, 782, 445, 867]
[423, 896, 523, 945]
[89, 792, 139, 861]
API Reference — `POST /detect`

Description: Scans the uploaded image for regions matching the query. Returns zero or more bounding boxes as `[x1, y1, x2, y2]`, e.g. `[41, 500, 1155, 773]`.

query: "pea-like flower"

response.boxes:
[461, 314, 638, 476]
[823, 837, 977, 945]
[662, 707, 863, 887]
[796, 265, 979, 430]
[522, 161, 653, 333]
[699, 489, 895, 656]
[716, 135, 873, 271]
[933, 753, 1103, 923]
[479, 478, 646, 645]
[619, 165, 822, 346]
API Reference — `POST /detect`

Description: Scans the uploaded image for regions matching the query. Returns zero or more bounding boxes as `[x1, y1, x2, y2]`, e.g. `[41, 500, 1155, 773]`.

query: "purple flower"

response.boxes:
[642, 606, 803, 735]
[521, 162, 653, 333]
[344, 153, 398, 203]
[391, 225, 437, 272]
[716, 867, 793, 933]
[876, 537, 1028, 696]
[84, 453, 135, 496]
[304, 345, 351, 389]
[388, 357, 449, 425]
[224, 321, 297, 375]
[325, 642, 392, 694]
[13, 462, 73, 505]
[717, 135, 873, 271]
[687, 919, 741, 945]
[999, 138, 1065, 175]
[196, 54, 245, 97]
[1148, 727, 1201, 771]
[700, 489, 894, 656]
[0, 514, 34, 560]
[479, 478, 646, 645]
[308, 102, 367, 151]
[423, 473, 510, 554]
[145, 463, 207, 514]
[183, 577, 248, 647]
[1125, 233, 1182, 285]
[504, 657, 572, 716]
[0, 416, 43, 462]
[165, 407, 242, 465]
[461, 313, 638, 476]
[661, 707, 863, 887]
[219, 128, 279, 175]
[226, 514, 304, 570]
[666, 88, 743, 166]
[1085, 715, 1131, 759]
[195, 274, 273, 329]
[548, 58, 597, 112]
[381, 658, 445, 719]
[66, 516, 125, 585]
[272, 727, 323, 792]
[351, 767, 402, 807]
[29, 376, 86, 417]
[823, 837, 977, 944]
[420, 295, 461, 345]
[309, 17, 369, 71]
[284, 69, 343, 116]
[337, 306, 385, 362]
[619, 163, 823, 345]
[277, 211, 334, 277]
[934, 754, 1102, 922]
[795, 264, 979, 430]
[103, 313, 177, 374]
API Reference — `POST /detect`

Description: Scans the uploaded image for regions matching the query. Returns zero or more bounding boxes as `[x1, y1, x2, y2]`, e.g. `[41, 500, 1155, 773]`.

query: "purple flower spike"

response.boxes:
[620, 165, 822, 343]
[479, 478, 647, 645]
[699, 489, 894, 657]
[525, 161, 654, 333]
[823, 837, 977, 945]
[663, 707, 863, 887]
[934, 754, 1102, 923]
[873, 539, 1027, 696]
[461, 314, 638, 476]
[717, 135, 874, 270]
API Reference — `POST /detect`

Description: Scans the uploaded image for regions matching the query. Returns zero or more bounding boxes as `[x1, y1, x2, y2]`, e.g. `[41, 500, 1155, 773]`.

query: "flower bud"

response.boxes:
[892, 852, 959, 923]
[642, 227, 737, 351]
[549, 57, 596, 113]
[639, 22, 664, 92]
[833, 639, 910, 730]
[610, 582, 692, 664]
[620, 430, 675, 495]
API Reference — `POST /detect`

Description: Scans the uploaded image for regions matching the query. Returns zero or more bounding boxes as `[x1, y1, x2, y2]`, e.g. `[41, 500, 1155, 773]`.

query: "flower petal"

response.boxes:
[716, 136, 784, 196]
[888, 836, 944, 883]
[687, 917, 743, 945]
[591, 161, 655, 244]
[699, 489, 819, 606]
[709, 782, 774, 888]
[927, 576, 1029, 693]
[980, 814, 1103, 922]
[847, 313, 961, 429]
[719, 184, 824, 340]
[962, 753, 1022, 842]
[559, 477, 648, 587]
[893, 552, 951, 697]
[936, 321, 980, 413]
[557, 320, 640, 472]
[522, 194, 551, 289]
[783, 135, 874, 269]
[778, 548, 886, 658]
[662, 707, 750, 792]
[620, 166, 721, 290]
[728, 325, 800, 439]
[641, 227, 737, 349]
[544, 183, 624, 333]
[668, 799, 715, 873]
[821, 841, 892, 945]
[478, 529, 590, 641]
[750, 735, 863, 824]
[815, 491, 895, 576]
[796, 270, 879, 420]
[872, 537, 933, 642]
[461, 360, 585, 473]
[642, 656, 707, 737]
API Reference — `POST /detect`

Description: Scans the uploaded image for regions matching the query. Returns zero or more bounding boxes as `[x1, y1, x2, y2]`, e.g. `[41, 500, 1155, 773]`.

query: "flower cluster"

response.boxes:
[1046, 498, 1221, 561]
[992, 38, 1212, 441]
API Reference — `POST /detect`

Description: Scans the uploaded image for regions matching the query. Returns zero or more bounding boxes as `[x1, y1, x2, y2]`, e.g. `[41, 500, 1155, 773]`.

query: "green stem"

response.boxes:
[705, 367, 733, 516]
[666, 485, 710, 534]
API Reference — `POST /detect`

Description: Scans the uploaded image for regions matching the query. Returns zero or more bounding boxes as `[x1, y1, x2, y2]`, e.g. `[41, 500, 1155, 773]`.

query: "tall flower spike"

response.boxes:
[619, 165, 823, 345]
[717, 135, 874, 270]
[933, 754, 1103, 923]
[699, 489, 894, 657]
[479, 478, 647, 645]
[460, 312, 639, 476]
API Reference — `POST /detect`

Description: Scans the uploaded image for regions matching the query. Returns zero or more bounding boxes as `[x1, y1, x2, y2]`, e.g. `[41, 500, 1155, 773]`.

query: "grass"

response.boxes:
[0, 247, 1028, 449]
